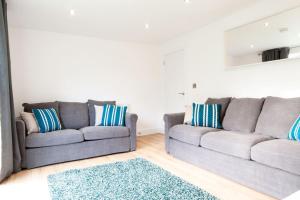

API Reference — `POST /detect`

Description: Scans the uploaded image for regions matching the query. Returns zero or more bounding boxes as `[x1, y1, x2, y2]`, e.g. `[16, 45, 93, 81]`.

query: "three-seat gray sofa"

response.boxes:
[164, 97, 300, 199]
[16, 100, 138, 169]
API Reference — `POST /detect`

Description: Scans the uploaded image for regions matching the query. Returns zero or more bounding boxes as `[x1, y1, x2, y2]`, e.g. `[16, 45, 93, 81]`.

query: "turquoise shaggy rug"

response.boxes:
[48, 158, 218, 200]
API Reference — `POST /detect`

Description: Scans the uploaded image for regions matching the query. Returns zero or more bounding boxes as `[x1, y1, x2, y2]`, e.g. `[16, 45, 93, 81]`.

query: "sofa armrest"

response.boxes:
[126, 113, 138, 151]
[16, 118, 26, 168]
[163, 113, 185, 152]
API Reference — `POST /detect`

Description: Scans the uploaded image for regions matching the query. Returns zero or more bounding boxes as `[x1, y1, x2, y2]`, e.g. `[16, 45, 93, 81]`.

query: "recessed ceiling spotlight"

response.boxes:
[70, 9, 75, 16]
[184, 0, 191, 4]
[144, 23, 150, 30]
[250, 44, 255, 49]
[264, 22, 269, 27]
[298, 33, 300, 37]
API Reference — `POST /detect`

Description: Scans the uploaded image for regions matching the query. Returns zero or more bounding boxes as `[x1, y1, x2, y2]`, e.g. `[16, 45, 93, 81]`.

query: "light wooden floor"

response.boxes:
[0, 134, 276, 200]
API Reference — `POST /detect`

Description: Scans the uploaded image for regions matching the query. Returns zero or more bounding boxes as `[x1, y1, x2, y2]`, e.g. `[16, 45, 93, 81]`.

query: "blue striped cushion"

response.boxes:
[191, 103, 222, 129]
[101, 104, 127, 126]
[288, 115, 300, 141]
[32, 108, 62, 133]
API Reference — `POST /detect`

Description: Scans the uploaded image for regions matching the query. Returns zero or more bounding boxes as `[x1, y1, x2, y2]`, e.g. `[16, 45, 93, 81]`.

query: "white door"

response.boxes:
[163, 50, 185, 113]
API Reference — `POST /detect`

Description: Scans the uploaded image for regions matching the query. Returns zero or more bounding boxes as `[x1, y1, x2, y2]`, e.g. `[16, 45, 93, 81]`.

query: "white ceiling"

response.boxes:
[7, 0, 259, 44]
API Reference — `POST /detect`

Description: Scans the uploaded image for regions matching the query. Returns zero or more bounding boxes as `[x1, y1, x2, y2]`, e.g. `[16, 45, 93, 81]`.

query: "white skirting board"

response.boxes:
[137, 128, 164, 136]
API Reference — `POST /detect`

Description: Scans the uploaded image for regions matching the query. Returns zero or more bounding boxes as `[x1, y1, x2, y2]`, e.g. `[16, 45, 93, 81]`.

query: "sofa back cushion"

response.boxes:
[255, 96, 300, 138]
[59, 102, 89, 129]
[88, 99, 116, 126]
[23, 102, 59, 114]
[205, 97, 231, 122]
[222, 98, 264, 132]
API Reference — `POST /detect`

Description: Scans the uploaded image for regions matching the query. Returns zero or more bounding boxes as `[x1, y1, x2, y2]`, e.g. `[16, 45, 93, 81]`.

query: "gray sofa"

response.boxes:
[16, 100, 138, 169]
[164, 97, 300, 199]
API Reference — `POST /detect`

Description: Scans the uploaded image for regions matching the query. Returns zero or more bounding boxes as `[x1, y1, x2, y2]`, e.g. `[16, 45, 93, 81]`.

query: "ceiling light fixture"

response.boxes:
[184, 0, 191, 4]
[70, 9, 75, 16]
[264, 22, 269, 27]
[298, 33, 300, 37]
[144, 23, 150, 30]
[250, 44, 254, 49]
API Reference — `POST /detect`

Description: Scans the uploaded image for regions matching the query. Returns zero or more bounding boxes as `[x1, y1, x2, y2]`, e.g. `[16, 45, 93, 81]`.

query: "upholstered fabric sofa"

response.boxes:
[164, 97, 300, 199]
[16, 100, 138, 169]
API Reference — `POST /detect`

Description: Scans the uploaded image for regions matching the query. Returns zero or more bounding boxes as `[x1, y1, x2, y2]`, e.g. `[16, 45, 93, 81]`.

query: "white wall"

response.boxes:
[161, 0, 300, 105]
[9, 0, 300, 135]
[9, 28, 164, 134]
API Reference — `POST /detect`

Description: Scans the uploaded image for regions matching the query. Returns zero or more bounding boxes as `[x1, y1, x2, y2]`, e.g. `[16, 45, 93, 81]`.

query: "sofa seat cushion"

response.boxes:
[169, 124, 219, 146]
[251, 139, 300, 175]
[26, 129, 84, 148]
[80, 126, 130, 141]
[201, 131, 272, 160]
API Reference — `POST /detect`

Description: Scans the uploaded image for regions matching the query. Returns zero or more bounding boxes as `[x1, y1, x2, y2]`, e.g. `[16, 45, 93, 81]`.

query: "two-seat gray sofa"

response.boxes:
[16, 100, 138, 169]
[164, 97, 300, 199]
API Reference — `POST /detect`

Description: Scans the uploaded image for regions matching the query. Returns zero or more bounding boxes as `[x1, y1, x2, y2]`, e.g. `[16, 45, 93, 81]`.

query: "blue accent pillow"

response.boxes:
[101, 104, 127, 126]
[288, 115, 300, 141]
[32, 108, 62, 133]
[191, 103, 222, 129]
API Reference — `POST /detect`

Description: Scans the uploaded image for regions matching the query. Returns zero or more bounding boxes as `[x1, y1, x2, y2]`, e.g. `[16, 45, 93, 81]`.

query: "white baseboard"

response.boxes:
[137, 128, 164, 136]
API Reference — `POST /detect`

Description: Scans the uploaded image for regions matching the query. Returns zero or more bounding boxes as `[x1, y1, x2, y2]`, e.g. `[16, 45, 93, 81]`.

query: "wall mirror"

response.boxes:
[225, 6, 300, 67]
